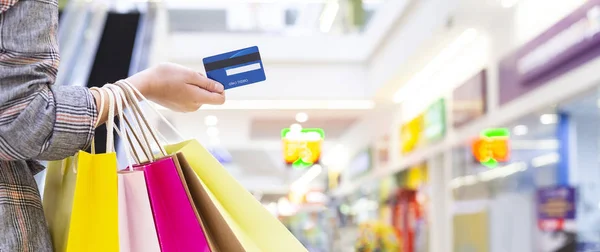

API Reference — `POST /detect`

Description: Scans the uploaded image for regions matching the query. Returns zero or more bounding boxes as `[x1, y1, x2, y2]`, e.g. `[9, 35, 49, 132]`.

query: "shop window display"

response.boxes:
[389, 164, 429, 252]
[452, 108, 560, 252]
[451, 88, 600, 252]
[557, 88, 600, 251]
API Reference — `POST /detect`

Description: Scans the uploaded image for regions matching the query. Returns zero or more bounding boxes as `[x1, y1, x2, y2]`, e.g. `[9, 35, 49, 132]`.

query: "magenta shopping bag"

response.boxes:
[134, 156, 210, 252]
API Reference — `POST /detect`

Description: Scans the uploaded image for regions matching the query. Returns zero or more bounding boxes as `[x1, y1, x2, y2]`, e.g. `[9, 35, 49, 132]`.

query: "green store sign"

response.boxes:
[423, 99, 446, 142]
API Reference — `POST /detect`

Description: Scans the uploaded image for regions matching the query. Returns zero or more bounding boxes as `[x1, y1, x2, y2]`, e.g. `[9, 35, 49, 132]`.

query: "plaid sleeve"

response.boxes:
[0, 85, 97, 161]
[0, 0, 18, 14]
[0, 0, 97, 161]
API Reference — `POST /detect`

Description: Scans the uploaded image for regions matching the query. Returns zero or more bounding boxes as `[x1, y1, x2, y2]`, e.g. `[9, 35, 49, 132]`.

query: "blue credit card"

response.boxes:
[203, 46, 266, 90]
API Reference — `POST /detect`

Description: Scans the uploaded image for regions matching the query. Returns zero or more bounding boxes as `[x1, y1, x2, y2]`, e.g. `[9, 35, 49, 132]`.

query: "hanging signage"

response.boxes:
[281, 128, 324, 169]
[400, 99, 446, 154]
[537, 186, 576, 231]
[471, 128, 510, 168]
[452, 70, 487, 128]
[536, 186, 577, 252]
[400, 115, 423, 154]
[499, 1, 600, 105]
[424, 99, 446, 142]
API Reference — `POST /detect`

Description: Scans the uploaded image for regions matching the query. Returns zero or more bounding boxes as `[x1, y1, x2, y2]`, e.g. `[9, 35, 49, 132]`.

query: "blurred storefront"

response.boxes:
[450, 1, 600, 251]
[327, 0, 600, 251]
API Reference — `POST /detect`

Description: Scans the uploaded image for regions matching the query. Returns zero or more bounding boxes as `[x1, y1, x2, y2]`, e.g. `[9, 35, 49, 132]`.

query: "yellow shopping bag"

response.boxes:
[66, 150, 119, 251]
[44, 86, 120, 252]
[43, 157, 77, 252]
[165, 140, 307, 252]
[43, 151, 119, 252]
[176, 152, 255, 252]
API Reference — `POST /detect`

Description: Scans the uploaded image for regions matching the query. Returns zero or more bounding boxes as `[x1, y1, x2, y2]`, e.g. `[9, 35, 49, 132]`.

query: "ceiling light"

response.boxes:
[513, 125, 528, 136]
[204, 115, 218, 126]
[295, 112, 308, 123]
[532, 153, 560, 168]
[206, 127, 220, 137]
[394, 28, 479, 103]
[290, 123, 303, 133]
[540, 114, 558, 125]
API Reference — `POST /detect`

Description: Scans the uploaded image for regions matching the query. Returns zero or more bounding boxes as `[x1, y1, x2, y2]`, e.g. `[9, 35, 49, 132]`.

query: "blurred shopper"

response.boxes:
[0, 1, 225, 251]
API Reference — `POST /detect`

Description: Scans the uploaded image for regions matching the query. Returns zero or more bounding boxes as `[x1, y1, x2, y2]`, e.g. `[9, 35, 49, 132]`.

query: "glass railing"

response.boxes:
[166, 0, 386, 35]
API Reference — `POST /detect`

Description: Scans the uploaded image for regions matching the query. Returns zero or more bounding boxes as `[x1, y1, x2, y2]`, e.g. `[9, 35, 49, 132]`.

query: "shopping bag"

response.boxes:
[175, 152, 248, 252]
[118, 171, 160, 252]
[171, 154, 218, 251]
[43, 86, 120, 252]
[134, 156, 211, 252]
[66, 150, 119, 251]
[112, 81, 211, 252]
[42, 157, 78, 252]
[99, 83, 163, 252]
[116, 79, 305, 251]
[165, 140, 307, 252]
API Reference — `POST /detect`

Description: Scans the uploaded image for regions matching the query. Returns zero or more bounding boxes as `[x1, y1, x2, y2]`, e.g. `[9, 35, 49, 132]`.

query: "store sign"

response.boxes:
[400, 99, 446, 154]
[281, 128, 324, 169]
[471, 128, 510, 168]
[424, 99, 446, 142]
[537, 186, 576, 231]
[499, 0, 600, 105]
[400, 115, 423, 154]
[452, 70, 487, 128]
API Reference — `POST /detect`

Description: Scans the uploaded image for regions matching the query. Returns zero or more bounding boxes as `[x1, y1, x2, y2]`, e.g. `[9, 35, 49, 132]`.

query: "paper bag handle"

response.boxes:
[117, 80, 185, 142]
[115, 81, 168, 159]
[104, 84, 138, 169]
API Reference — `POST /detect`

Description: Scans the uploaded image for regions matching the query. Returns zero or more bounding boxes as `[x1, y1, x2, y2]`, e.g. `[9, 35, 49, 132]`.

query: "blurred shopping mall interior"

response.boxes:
[46, 0, 600, 251]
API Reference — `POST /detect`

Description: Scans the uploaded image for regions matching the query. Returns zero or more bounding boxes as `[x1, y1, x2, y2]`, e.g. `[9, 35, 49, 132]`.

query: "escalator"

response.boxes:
[36, 3, 155, 192]
[86, 12, 141, 153]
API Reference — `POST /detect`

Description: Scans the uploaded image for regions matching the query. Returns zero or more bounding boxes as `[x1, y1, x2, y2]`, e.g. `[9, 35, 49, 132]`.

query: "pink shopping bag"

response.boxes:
[134, 156, 211, 252]
[118, 171, 161, 252]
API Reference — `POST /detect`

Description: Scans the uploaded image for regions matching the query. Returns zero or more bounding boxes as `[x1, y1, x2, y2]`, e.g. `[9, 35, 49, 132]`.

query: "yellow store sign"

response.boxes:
[400, 115, 423, 154]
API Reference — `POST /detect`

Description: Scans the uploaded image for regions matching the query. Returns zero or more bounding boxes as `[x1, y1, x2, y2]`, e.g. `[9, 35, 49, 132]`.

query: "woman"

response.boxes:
[0, 0, 225, 251]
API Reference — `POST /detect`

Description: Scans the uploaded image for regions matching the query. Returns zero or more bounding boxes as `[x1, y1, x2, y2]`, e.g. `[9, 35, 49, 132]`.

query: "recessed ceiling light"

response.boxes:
[206, 126, 220, 137]
[513, 125, 528, 136]
[290, 123, 303, 133]
[540, 114, 558, 125]
[295, 112, 308, 123]
[204, 115, 218, 126]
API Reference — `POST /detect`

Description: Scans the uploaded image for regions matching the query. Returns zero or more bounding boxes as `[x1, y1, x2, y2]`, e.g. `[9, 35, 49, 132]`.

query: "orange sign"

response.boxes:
[282, 128, 324, 168]
[471, 128, 510, 168]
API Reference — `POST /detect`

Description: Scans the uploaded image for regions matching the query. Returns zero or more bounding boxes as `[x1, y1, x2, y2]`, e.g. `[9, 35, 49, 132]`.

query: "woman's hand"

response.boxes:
[128, 62, 226, 112]
[91, 63, 226, 126]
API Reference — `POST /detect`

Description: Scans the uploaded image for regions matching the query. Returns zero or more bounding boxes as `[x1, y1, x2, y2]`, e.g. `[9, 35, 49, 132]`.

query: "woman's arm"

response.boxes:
[0, 1, 224, 162]
[0, 66, 225, 162]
